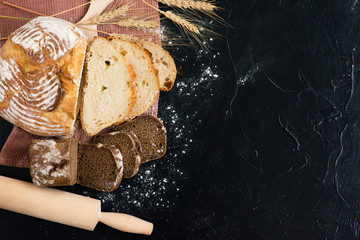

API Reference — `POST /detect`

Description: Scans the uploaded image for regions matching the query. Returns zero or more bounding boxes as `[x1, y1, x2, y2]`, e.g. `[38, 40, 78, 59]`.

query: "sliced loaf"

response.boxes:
[94, 130, 142, 178]
[139, 41, 177, 91]
[108, 37, 159, 119]
[77, 143, 123, 192]
[80, 37, 136, 136]
[114, 115, 166, 162]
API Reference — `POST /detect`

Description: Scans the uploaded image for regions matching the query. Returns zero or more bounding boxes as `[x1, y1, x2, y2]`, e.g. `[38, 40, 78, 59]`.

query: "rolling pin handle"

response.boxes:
[99, 212, 153, 235]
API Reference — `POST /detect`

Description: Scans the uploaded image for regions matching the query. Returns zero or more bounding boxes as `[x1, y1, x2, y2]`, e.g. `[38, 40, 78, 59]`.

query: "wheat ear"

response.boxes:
[162, 11, 200, 35]
[157, 0, 226, 26]
[109, 33, 142, 42]
[0, 15, 32, 21]
[139, 0, 200, 35]
[157, 0, 216, 12]
[85, 5, 130, 24]
[109, 19, 158, 30]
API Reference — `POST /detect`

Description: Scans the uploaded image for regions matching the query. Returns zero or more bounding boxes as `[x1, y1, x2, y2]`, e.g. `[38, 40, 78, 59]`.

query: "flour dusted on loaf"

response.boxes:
[0, 17, 87, 136]
[11, 17, 84, 63]
[0, 57, 20, 104]
[29, 139, 78, 187]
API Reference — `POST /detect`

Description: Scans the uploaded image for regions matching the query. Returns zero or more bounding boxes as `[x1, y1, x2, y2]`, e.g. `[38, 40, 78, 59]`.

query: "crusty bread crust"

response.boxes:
[80, 37, 137, 136]
[0, 17, 87, 137]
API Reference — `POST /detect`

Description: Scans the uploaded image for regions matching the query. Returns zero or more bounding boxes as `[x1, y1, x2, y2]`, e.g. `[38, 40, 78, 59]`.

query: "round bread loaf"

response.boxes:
[0, 16, 87, 137]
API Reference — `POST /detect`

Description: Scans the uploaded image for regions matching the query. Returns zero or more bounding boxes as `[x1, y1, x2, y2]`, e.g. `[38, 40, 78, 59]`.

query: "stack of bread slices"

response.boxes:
[29, 115, 167, 192]
[81, 36, 177, 136]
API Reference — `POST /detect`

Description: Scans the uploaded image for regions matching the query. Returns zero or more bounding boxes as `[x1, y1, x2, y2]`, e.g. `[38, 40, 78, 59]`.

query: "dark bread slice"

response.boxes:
[94, 130, 142, 178]
[29, 139, 78, 187]
[114, 115, 166, 163]
[77, 143, 123, 192]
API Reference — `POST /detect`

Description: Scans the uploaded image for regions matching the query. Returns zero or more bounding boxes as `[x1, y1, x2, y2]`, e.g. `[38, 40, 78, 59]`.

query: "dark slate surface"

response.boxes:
[2, 0, 360, 239]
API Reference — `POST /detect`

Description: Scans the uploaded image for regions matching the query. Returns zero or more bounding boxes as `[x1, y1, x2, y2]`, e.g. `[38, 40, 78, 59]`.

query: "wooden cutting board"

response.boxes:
[0, 0, 161, 168]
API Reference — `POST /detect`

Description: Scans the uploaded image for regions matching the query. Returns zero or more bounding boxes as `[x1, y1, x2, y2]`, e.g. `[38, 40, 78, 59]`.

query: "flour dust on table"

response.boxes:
[80, 45, 225, 217]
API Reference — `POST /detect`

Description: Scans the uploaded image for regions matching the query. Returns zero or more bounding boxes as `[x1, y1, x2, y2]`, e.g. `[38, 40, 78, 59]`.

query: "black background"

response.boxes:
[2, 0, 360, 239]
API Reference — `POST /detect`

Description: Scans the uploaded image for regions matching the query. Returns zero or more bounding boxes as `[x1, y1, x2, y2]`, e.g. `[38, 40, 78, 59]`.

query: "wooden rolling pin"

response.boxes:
[0, 176, 153, 235]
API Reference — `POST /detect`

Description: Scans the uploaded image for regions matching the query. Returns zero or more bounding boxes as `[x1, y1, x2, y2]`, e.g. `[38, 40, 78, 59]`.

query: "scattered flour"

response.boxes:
[82, 40, 223, 214]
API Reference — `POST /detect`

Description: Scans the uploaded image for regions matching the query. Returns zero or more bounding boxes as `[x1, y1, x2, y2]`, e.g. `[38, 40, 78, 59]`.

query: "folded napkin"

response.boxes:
[0, 0, 160, 168]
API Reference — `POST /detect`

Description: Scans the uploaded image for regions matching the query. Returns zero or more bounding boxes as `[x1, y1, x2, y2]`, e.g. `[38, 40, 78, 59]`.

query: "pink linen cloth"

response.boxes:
[0, 0, 161, 168]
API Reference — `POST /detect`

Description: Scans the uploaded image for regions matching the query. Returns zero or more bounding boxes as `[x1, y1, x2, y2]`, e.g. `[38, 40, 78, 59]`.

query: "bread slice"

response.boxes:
[94, 130, 142, 178]
[77, 143, 123, 192]
[139, 41, 177, 91]
[114, 115, 166, 163]
[80, 37, 136, 136]
[108, 37, 159, 119]
[29, 139, 78, 187]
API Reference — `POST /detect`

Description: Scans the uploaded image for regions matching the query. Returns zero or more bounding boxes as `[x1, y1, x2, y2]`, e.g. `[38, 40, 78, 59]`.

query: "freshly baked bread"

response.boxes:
[139, 41, 177, 91]
[77, 143, 123, 192]
[94, 130, 142, 178]
[80, 37, 136, 136]
[114, 115, 166, 163]
[0, 16, 87, 137]
[29, 139, 78, 187]
[108, 37, 159, 119]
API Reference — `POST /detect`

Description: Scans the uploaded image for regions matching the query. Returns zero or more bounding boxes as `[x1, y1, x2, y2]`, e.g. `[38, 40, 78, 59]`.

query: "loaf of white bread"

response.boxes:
[0, 17, 87, 137]
[0, 17, 177, 137]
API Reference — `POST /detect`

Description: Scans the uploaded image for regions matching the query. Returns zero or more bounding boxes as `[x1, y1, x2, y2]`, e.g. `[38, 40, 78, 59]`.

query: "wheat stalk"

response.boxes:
[159, 0, 226, 26]
[75, 25, 142, 42]
[51, 2, 91, 17]
[84, 5, 130, 24]
[109, 33, 142, 42]
[157, 0, 216, 12]
[139, 0, 200, 35]
[162, 11, 208, 52]
[108, 19, 158, 30]
[0, 15, 32, 21]
[162, 10, 200, 35]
